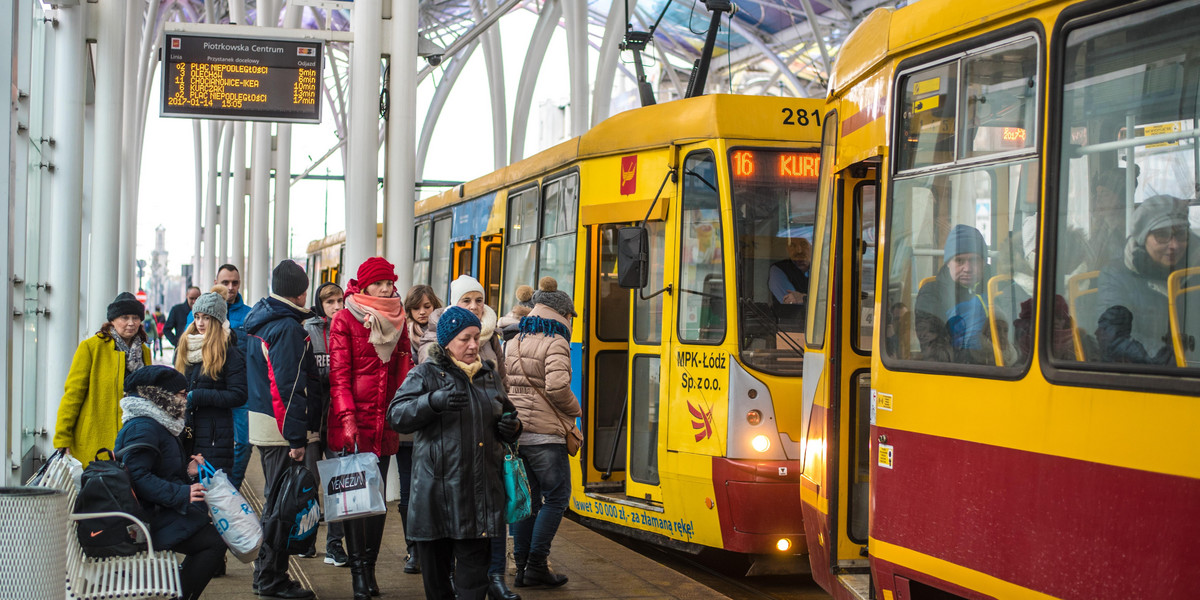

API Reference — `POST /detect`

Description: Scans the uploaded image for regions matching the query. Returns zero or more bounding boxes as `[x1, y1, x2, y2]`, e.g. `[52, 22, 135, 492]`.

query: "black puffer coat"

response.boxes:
[115, 415, 212, 550]
[182, 334, 247, 474]
[387, 343, 520, 541]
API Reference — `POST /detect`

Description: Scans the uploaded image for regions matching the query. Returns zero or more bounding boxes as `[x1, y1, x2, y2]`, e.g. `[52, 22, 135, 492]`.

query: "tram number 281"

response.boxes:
[781, 107, 822, 127]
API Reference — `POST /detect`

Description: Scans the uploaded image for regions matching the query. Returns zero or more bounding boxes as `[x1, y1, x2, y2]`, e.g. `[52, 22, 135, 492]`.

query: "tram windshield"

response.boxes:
[730, 148, 820, 375]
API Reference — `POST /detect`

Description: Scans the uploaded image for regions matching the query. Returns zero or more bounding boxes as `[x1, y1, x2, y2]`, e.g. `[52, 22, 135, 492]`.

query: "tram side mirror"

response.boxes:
[617, 226, 649, 289]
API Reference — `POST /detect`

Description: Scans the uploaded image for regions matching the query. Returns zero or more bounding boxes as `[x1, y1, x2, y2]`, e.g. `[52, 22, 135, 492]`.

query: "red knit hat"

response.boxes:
[356, 257, 397, 289]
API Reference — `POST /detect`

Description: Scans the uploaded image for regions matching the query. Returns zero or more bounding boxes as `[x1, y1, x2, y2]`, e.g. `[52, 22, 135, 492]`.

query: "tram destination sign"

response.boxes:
[161, 33, 323, 124]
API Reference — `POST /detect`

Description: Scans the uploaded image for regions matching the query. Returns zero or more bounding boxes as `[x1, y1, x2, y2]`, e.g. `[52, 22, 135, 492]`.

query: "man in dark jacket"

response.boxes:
[244, 260, 316, 600]
[164, 286, 200, 347]
[915, 224, 992, 362]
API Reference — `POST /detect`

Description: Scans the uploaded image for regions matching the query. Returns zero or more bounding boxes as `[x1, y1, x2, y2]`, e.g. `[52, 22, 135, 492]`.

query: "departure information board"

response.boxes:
[161, 33, 323, 123]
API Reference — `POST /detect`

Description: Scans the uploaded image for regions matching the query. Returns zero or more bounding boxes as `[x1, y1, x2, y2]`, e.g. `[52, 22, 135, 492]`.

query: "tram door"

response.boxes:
[801, 154, 878, 592]
[452, 239, 473, 279]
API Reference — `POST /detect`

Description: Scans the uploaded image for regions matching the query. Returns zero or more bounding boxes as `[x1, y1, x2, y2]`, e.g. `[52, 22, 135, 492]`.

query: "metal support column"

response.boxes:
[474, 0, 508, 170]
[193, 120, 204, 287]
[273, 3, 302, 267]
[386, 0, 417, 292]
[248, 0, 277, 301]
[346, 0, 382, 273]
[203, 121, 222, 286]
[591, 0, 633, 127]
[89, 0, 127, 327]
[119, 1, 145, 290]
[231, 123, 247, 272]
[510, 1, 560, 163]
[45, 4, 87, 430]
[218, 120, 233, 266]
[562, 0, 588, 136]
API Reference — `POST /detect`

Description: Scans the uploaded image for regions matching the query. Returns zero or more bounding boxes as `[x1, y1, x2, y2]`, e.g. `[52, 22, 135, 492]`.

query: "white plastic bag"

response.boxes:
[200, 462, 263, 563]
[317, 452, 386, 522]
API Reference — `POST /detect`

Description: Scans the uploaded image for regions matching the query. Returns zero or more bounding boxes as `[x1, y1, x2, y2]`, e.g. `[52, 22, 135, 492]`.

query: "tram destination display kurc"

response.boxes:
[161, 33, 323, 123]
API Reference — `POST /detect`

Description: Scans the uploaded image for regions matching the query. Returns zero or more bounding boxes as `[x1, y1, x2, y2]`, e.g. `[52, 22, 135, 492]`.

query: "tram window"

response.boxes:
[413, 221, 432, 286]
[503, 187, 540, 315]
[633, 221, 667, 344]
[538, 174, 579, 300]
[678, 151, 726, 344]
[899, 62, 959, 171]
[630, 355, 660, 486]
[854, 181, 878, 353]
[1052, 2, 1200, 371]
[961, 38, 1038, 160]
[807, 114, 838, 349]
[598, 225, 631, 342]
[453, 243, 473, 279]
[730, 148, 819, 374]
[883, 159, 1038, 368]
[431, 217, 452, 302]
[592, 351, 628, 474]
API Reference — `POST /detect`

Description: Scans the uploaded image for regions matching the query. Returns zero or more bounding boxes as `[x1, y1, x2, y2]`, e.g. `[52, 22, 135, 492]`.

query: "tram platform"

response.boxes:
[202, 450, 729, 599]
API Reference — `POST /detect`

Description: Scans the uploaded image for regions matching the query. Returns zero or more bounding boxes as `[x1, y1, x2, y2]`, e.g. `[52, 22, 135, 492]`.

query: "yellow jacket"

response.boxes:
[52, 334, 152, 467]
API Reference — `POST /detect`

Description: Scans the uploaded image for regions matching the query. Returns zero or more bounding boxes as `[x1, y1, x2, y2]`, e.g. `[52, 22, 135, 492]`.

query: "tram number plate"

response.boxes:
[781, 108, 822, 127]
[878, 443, 894, 469]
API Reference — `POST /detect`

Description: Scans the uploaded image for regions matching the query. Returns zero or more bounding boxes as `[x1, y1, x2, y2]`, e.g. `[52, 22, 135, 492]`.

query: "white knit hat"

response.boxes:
[449, 275, 485, 304]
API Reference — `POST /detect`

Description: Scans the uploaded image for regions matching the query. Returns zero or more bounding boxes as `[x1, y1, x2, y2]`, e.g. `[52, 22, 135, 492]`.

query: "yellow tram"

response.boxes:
[803, 0, 1200, 598]
[309, 94, 828, 568]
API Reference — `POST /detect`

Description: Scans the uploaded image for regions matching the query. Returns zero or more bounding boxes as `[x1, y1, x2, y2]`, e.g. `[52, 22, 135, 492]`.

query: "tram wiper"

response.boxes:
[739, 297, 805, 358]
[684, 168, 717, 193]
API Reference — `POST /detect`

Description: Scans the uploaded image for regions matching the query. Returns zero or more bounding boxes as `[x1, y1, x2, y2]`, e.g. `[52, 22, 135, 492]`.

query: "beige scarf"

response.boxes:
[345, 294, 406, 363]
[450, 356, 483, 380]
[185, 333, 205, 365]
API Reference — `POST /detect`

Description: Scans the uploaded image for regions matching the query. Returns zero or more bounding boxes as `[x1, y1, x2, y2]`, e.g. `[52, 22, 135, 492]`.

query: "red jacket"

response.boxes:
[327, 308, 412, 456]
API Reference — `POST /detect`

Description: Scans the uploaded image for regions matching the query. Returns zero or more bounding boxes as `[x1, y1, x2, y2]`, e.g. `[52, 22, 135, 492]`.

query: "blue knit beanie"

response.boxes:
[437, 306, 482, 347]
[943, 224, 987, 264]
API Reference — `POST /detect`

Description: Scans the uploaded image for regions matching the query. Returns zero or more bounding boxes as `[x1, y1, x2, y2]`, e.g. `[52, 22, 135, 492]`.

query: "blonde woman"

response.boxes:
[174, 287, 247, 475]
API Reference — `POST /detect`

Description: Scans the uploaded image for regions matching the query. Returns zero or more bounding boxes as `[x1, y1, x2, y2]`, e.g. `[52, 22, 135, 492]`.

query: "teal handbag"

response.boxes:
[503, 443, 532, 523]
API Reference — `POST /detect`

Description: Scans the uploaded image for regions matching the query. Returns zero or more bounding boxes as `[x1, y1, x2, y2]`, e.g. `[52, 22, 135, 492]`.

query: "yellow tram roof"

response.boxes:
[415, 94, 826, 218]
[830, 0, 1060, 96]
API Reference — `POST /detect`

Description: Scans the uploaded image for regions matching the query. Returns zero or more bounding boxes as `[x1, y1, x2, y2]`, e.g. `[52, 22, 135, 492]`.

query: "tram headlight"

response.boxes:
[776, 538, 792, 552]
[746, 410, 762, 426]
[751, 435, 771, 453]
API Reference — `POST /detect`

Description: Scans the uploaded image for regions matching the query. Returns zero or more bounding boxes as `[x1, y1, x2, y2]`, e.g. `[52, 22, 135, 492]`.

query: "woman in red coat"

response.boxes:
[329, 257, 413, 600]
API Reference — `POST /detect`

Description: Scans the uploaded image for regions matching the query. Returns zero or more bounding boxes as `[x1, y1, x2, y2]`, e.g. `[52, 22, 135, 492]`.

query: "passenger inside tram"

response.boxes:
[1095, 195, 1198, 364]
[914, 225, 996, 363]
[768, 237, 811, 326]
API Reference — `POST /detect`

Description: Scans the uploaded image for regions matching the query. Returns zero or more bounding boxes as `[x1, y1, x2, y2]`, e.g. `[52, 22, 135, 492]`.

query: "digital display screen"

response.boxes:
[161, 33, 323, 123]
[731, 149, 820, 182]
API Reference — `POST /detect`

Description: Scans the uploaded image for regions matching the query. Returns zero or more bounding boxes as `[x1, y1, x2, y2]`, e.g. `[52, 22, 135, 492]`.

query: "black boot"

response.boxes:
[523, 554, 567, 588]
[346, 520, 371, 600]
[488, 573, 521, 600]
[512, 553, 528, 588]
[399, 506, 421, 574]
[365, 513, 386, 596]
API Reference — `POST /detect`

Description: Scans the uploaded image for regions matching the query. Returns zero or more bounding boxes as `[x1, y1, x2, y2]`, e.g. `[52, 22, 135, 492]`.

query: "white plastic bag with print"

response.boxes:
[317, 452, 386, 522]
[200, 461, 263, 563]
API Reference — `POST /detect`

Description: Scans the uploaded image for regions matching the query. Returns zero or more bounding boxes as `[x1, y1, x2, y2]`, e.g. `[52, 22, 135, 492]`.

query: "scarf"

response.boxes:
[478, 304, 498, 344]
[120, 395, 186, 436]
[450, 356, 483, 380]
[345, 294, 406, 363]
[185, 333, 205, 365]
[111, 333, 145, 375]
[517, 315, 572, 340]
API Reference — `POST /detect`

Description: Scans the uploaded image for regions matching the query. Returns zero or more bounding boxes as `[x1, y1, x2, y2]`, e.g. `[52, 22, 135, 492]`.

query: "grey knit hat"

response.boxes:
[192, 291, 228, 323]
[1131, 195, 1190, 245]
[272, 260, 309, 298]
[533, 276, 576, 318]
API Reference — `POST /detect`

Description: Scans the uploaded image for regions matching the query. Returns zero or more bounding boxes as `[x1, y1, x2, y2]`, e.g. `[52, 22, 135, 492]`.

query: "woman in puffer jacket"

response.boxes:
[388, 306, 522, 600]
[173, 286, 246, 475]
[504, 276, 581, 590]
[329, 257, 413, 600]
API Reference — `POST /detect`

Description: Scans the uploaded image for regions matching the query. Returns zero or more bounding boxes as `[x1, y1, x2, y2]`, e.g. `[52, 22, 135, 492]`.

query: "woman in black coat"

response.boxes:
[173, 289, 247, 473]
[114, 366, 224, 600]
[388, 307, 522, 600]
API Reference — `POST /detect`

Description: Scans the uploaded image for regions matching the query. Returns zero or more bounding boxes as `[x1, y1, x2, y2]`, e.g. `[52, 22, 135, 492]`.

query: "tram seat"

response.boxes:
[1067, 271, 1100, 361]
[1167, 266, 1200, 367]
[986, 274, 1013, 366]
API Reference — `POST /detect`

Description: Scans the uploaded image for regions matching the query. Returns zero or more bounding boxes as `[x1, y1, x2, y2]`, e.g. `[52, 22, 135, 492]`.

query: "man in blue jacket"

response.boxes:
[189, 264, 254, 489]
[244, 260, 316, 600]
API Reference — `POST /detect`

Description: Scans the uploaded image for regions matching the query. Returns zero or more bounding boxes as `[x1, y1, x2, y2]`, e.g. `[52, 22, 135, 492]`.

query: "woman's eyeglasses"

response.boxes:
[1150, 225, 1190, 244]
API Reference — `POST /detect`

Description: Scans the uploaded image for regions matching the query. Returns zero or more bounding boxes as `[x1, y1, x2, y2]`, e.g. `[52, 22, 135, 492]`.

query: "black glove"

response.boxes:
[497, 412, 520, 438]
[430, 388, 469, 412]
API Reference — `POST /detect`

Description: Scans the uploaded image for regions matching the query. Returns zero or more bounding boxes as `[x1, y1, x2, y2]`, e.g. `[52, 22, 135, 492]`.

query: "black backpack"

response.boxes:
[261, 464, 320, 554]
[73, 446, 154, 557]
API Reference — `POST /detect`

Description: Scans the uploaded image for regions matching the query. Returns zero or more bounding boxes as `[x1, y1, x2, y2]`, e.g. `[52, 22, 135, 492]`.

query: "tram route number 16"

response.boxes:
[781, 108, 821, 127]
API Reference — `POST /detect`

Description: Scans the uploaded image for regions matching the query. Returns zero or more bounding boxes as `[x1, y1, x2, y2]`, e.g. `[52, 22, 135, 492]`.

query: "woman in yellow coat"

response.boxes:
[53, 292, 152, 466]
